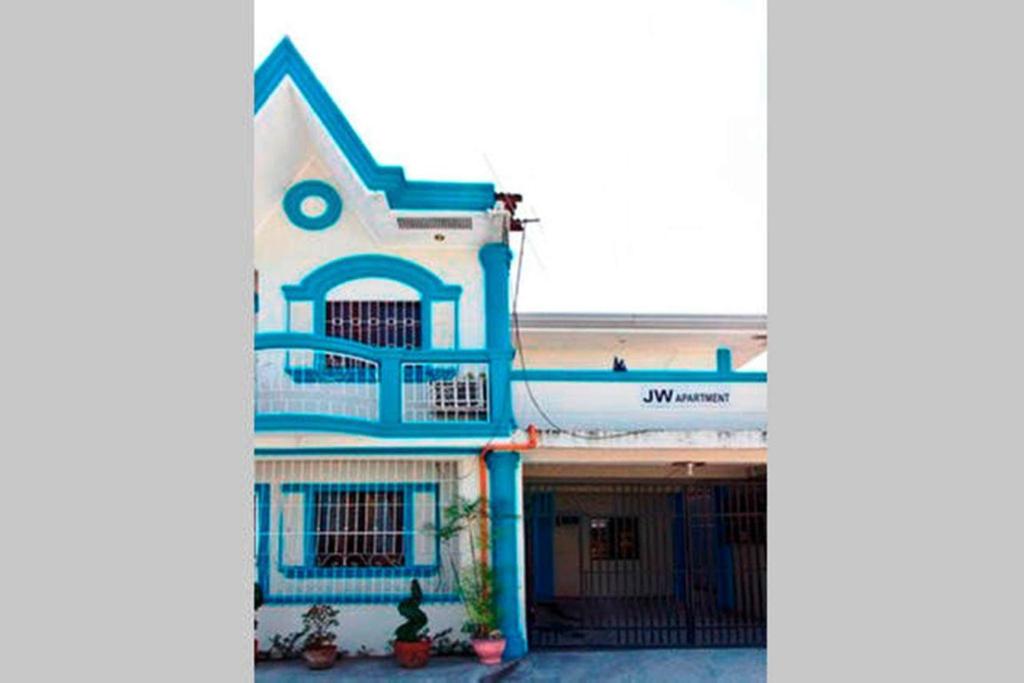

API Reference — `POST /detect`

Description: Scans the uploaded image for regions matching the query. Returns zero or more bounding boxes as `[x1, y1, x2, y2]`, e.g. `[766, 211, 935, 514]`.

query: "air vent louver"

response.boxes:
[396, 217, 473, 231]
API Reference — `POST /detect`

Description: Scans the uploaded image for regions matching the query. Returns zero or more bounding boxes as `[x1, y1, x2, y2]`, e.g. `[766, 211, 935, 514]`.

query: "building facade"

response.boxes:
[254, 38, 767, 660]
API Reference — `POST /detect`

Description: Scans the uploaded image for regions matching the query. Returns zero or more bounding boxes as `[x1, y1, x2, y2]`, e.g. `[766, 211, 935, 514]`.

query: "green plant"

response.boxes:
[394, 579, 430, 642]
[267, 629, 308, 660]
[301, 604, 340, 650]
[435, 496, 502, 640]
[429, 628, 472, 655]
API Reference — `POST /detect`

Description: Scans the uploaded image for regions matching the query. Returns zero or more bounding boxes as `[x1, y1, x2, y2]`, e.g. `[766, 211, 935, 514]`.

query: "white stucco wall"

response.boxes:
[257, 603, 468, 657]
[255, 79, 504, 350]
[513, 380, 767, 431]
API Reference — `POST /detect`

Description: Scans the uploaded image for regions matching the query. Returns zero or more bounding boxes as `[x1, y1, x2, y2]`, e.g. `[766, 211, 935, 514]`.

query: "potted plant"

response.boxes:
[459, 564, 506, 664]
[254, 583, 264, 660]
[392, 579, 432, 668]
[436, 497, 508, 665]
[300, 604, 340, 670]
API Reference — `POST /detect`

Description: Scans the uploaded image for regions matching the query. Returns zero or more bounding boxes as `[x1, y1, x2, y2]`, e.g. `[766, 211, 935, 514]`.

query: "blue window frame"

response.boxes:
[254, 484, 270, 595]
[278, 482, 440, 578]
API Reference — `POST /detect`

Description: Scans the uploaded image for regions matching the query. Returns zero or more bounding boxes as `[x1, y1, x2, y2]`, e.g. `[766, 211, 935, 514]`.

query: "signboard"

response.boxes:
[512, 380, 765, 431]
[640, 387, 730, 407]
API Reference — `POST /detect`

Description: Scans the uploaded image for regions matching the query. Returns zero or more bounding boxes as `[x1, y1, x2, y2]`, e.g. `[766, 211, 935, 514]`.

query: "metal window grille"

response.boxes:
[402, 362, 489, 423]
[254, 458, 475, 603]
[325, 300, 422, 355]
[314, 490, 405, 568]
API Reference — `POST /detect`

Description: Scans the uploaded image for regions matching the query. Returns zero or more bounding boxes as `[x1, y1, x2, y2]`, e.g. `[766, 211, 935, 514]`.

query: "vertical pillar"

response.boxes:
[479, 243, 514, 433]
[486, 450, 527, 659]
[379, 355, 401, 426]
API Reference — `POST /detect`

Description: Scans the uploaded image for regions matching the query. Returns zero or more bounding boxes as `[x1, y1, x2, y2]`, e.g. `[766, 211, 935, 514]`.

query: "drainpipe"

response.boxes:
[478, 424, 539, 568]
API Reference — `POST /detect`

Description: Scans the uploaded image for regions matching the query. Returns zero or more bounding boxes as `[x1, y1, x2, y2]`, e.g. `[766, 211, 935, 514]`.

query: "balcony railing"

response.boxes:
[255, 333, 509, 438]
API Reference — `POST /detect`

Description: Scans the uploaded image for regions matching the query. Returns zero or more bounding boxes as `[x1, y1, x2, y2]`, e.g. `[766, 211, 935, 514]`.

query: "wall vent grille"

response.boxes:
[396, 217, 473, 231]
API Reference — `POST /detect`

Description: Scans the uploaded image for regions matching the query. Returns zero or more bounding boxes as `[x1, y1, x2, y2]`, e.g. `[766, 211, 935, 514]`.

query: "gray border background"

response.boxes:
[1, 1, 252, 680]
[2, 1, 1023, 680]
[770, 1, 1024, 680]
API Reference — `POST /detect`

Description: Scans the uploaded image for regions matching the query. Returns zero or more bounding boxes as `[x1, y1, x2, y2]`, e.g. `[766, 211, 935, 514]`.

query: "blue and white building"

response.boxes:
[254, 38, 767, 659]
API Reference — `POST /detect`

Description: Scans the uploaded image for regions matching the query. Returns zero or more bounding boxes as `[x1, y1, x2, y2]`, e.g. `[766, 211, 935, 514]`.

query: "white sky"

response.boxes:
[256, 0, 766, 315]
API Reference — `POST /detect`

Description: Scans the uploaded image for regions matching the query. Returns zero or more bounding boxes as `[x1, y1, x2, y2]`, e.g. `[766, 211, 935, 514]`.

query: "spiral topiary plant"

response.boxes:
[394, 579, 429, 642]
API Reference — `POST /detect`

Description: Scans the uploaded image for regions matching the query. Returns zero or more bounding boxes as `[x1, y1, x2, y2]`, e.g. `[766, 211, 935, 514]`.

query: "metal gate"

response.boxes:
[524, 480, 766, 649]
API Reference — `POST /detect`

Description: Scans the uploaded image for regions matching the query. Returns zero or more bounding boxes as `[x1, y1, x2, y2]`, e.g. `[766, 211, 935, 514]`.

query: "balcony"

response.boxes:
[255, 333, 512, 438]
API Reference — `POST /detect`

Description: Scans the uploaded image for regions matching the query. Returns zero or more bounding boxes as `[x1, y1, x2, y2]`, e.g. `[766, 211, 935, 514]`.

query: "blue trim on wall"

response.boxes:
[283, 179, 343, 230]
[529, 492, 555, 602]
[486, 451, 527, 660]
[257, 332, 489, 362]
[255, 446, 485, 457]
[255, 414, 510, 438]
[263, 592, 460, 606]
[255, 484, 271, 598]
[283, 363, 459, 385]
[282, 254, 462, 304]
[276, 482, 441, 580]
[509, 368, 767, 383]
[255, 37, 495, 212]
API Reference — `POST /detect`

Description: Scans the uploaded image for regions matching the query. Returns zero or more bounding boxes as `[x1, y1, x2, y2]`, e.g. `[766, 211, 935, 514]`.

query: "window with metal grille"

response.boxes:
[324, 300, 421, 368]
[313, 490, 405, 568]
[589, 516, 639, 560]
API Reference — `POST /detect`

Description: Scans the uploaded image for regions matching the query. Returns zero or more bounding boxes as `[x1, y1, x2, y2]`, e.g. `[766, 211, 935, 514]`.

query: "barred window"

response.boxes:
[325, 301, 422, 348]
[590, 517, 639, 560]
[314, 490, 406, 568]
[324, 300, 422, 370]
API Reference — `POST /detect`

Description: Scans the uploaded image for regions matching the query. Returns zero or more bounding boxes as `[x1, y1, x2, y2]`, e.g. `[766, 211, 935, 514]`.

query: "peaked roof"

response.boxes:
[255, 37, 495, 212]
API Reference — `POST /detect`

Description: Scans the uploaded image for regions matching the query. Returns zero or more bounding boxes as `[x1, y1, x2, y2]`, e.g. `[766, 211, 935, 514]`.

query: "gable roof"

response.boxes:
[255, 37, 495, 212]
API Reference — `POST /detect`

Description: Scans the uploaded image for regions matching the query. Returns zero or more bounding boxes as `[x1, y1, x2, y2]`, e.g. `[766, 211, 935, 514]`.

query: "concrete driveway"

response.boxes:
[254, 649, 766, 682]
[506, 649, 766, 682]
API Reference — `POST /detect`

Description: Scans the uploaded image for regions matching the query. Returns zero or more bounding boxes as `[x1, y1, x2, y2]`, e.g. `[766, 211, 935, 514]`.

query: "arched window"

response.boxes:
[282, 254, 462, 352]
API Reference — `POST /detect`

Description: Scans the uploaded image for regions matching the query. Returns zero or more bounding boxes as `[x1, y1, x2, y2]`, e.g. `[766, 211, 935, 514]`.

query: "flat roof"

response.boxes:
[512, 313, 767, 370]
[514, 312, 767, 333]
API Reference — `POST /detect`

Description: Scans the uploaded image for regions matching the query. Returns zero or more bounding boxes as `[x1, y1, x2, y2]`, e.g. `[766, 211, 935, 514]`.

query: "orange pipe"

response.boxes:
[478, 425, 539, 568]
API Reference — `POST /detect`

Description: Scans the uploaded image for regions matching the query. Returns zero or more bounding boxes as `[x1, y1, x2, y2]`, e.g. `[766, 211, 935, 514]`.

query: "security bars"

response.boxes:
[255, 458, 474, 603]
[525, 480, 767, 649]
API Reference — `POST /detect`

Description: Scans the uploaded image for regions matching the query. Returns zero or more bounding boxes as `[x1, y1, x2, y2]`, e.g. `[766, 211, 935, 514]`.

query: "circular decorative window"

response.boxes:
[283, 179, 342, 230]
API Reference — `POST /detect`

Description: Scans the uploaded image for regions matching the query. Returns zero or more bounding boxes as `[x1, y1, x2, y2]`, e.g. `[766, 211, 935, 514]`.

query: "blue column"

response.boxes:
[486, 450, 527, 659]
[479, 243, 515, 434]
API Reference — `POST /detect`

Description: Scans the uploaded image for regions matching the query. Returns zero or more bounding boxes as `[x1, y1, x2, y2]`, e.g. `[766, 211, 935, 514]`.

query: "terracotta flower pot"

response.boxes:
[471, 638, 506, 665]
[393, 639, 432, 669]
[302, 645, 338, 670]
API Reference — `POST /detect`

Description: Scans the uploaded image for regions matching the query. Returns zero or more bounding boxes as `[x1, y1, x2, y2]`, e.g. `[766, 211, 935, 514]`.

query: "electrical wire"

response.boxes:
[509, 227, 663, 441]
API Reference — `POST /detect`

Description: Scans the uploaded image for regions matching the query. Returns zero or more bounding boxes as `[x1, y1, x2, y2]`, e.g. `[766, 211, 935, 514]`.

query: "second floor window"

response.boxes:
[324, 300, 422, 368]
